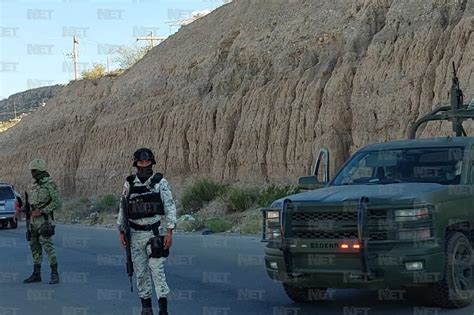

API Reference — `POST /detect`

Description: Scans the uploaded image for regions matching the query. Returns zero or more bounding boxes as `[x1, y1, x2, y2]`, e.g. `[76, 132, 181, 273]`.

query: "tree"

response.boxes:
[113, 45, 149, 70]
[81, 63, 106, 80]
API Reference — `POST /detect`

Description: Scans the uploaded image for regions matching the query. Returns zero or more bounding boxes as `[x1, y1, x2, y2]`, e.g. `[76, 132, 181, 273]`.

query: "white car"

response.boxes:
[0, 183, 20, 229]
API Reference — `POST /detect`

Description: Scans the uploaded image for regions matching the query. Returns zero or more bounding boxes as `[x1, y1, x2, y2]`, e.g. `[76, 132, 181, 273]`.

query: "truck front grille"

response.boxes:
[290, 209, 391, 241]
[293, 211, 358, 221]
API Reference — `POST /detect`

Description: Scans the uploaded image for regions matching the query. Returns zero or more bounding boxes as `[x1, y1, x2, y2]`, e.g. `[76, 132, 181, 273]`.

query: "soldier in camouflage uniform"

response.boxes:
[23, 159, 62, 284]
[118, 148, 177, 315]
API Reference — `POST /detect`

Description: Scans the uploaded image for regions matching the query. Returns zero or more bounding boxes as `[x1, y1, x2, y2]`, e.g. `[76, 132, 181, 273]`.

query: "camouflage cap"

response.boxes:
[29, 159, 48, 172]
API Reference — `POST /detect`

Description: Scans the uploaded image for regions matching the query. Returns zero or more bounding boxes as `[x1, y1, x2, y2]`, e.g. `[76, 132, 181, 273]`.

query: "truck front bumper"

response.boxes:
[264, 240, 445, 289]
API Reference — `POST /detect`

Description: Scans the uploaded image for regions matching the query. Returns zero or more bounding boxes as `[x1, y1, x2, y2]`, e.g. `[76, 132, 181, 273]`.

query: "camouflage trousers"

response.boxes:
[29, 225, 57, 266]
[131, 230, 170, 299]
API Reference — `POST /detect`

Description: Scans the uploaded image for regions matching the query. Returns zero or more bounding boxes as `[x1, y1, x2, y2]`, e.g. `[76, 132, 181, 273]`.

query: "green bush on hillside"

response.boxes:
[180, 178, 227, 214]
[224, 187, 258, 213]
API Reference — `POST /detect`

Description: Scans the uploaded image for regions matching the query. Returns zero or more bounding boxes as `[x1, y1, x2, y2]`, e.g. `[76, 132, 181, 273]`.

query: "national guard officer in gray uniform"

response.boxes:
[23, 159, 62, 284]
[117, 148, 177, 315]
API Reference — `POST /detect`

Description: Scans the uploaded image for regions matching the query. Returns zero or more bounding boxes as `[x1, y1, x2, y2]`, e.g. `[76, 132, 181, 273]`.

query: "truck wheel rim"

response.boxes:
[452, 243, 472, 293]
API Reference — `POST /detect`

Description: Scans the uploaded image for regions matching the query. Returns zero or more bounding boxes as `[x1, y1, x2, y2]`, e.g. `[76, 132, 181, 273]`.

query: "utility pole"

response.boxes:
[136, 32, 166, 50]
[73, 36, 79, 80]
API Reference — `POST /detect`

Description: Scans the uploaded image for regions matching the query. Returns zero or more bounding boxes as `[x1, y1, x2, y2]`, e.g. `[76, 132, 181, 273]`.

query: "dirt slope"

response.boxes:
[0, 0, 473, 196]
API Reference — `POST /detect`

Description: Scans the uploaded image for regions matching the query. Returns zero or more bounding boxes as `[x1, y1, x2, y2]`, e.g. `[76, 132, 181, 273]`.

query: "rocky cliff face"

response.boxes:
[0, 0, 473, 197]
[0, 85, 63, 121]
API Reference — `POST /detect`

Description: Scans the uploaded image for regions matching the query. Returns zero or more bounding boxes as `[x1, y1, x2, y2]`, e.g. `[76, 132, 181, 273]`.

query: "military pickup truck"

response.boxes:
[262, 64, 474, 308]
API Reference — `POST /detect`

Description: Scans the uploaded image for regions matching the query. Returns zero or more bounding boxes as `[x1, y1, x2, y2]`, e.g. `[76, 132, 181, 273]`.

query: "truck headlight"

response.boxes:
[395, 208, 430, 222]
[266, 211, 280, 219]
[262, 210, 281, 241]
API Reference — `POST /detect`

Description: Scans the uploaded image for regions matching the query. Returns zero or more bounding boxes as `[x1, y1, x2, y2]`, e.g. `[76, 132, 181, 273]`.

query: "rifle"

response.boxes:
[121, 191, 134, 292]
[24, 192, 31, 242]
[451, 62, 464, 136]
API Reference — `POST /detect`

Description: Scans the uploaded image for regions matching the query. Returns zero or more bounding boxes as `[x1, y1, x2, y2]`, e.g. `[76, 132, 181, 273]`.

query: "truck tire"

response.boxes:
[1, 220, 7, 228]
[282, 283, 328, 303]
[429, 232, 473, 308]
[9, 218, 18, 229]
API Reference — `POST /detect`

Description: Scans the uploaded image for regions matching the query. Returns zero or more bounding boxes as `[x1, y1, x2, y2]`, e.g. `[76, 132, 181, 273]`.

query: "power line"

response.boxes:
[136, 32, 166, 50]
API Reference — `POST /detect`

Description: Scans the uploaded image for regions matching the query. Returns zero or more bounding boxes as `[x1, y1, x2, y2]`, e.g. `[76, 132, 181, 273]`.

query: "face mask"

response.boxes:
[31, 170, 49, 182]
[136, 166, 153, 180]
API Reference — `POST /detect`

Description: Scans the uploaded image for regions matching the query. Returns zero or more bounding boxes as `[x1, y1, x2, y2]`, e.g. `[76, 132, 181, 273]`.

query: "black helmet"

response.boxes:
[133, 148, 156, 166]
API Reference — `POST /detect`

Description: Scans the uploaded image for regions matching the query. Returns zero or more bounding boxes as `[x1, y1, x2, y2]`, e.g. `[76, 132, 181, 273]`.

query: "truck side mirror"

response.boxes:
[298, 176, 327, 190]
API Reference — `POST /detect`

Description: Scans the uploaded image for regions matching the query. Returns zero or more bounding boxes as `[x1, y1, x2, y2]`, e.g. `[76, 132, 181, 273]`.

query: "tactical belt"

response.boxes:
[129, 221, 161, 235]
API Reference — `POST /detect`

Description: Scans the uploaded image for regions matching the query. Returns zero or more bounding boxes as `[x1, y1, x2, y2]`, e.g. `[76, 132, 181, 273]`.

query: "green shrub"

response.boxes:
[204, 218, 232, 233]
[180, 178, 227, 213]
[224, 187, 257, 212]
[256, 185, 298, 208]
[94, 194, 119, 213]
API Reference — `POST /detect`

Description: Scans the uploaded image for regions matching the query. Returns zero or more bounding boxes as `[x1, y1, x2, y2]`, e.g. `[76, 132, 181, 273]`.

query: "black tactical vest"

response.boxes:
[126, 173, 164, 220]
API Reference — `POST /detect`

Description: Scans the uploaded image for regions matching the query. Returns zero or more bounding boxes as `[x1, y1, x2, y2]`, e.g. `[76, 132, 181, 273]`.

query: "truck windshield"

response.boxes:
[332, 147, 464, 186]
[0, 186, 15, 200]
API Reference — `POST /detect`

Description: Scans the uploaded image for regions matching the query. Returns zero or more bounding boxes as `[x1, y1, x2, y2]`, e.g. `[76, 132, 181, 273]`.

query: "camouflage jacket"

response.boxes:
[30, 176, 62, 226]
[117, 174, 177, 233]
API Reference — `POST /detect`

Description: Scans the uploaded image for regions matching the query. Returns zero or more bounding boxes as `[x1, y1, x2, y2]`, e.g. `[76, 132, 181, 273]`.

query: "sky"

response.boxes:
[0, 0, 229, 100]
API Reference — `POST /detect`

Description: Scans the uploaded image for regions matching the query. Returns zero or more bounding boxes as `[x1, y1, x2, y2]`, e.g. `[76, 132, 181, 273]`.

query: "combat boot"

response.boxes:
[49, 264, 59, 284]
[141, 298, 153, 315]
[23, 264, 41, 283]
[158, 297, 168, 315]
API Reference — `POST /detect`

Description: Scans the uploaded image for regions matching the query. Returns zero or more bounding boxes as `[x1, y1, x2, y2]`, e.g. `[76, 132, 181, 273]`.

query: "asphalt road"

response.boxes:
[0, 224, 472, 315]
